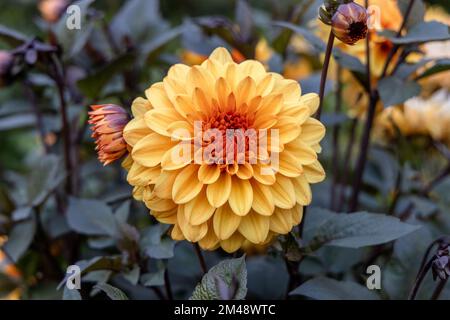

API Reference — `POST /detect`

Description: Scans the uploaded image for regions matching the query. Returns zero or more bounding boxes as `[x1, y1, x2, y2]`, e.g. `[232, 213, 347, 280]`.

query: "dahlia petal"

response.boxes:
[228, 176, 253, 216]
[183, 188, 215, 226]
[250, 179, 275, 216]
[172, 165, 203, 204]
[213, 203, 241, 240]
[123, 117, 151, 147]
[238, 211, 270, 244]
[144, 109, 184, 137]
[303, 160, 326, 183]
[235, 163, 253, 180]
[215, 77, 231, 111]
[131, 97, 152, 118]
[300, 93, 320, 115]
[291, 205, 304, 225]
[174, 94, 198, 118]
[256, 73, 275, 96]
[145, 194, 177, 212]
[154, 170, 180, 199]
[220, 232, 245, 253]
[278, 102, 310, 123]
[274, 116, 302, 145]
[292, 175, 312, 205]
[127, 162, 161, 186]
[269, 208, 293, 234]
[270, 175, 296, 209]
[171, 224, 185, 241]
[277, 150, 303, 177]
[198, 221, 220, 250]
[235, 76, 256, 106]
[206, 173, 232, 207]
[238, 60, 266, 82]
[145, 82, 174, 109]
[167, 63, 190, 83]
[198, 164, 221, 184]
[253, 114, 278, 129]
[301, 118, 326, 145]
[272, 79, 301, 103]
[209, 47, 234, 64]
[153, 208, 178, 224]
[177, 205, 208, 242]
[167, 121, 194, 140]
[187, 66, 215, 98]
[255, 93, 283, 116]
[132, 133, 175, 167]
[253, 162, 276, 185]
[285, 139, 317, 165]
[161, 143, 192, 170]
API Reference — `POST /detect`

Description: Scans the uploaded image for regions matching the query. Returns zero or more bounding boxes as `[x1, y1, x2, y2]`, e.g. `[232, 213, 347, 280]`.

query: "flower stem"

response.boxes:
[409, 258, 433, 300]
[315, 31, 335, 120]
[164, 266, 174, 300]
[193, 243, 208, 275]
[431, 278, 449, 300]
[330, 64, 342, 210]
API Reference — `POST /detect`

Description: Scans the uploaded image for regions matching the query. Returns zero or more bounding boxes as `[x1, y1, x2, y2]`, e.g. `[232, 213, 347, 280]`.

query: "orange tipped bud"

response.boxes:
[38, 0, 69, 23]
[332, 2, 368, 45]
[88, 104, 130, 166]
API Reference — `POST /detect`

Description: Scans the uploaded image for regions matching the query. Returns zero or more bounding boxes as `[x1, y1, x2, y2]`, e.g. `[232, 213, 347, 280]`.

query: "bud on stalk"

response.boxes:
[331, 2, 369, 45]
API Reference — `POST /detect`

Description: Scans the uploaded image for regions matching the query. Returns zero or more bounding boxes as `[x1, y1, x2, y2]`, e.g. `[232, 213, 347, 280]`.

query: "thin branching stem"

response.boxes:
[193, 243, 208, 275]
[315, 30, 335, 120]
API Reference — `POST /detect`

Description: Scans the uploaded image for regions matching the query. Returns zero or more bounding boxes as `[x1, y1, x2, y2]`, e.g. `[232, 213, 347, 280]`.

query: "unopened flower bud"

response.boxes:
[0, 50, 14, 87]
[331, 2, 368, 45]
[88, 104, 130, 166]
[38, 0, 69, 23]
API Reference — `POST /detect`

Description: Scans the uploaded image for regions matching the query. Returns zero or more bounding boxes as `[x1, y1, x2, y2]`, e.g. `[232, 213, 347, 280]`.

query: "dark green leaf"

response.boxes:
[273, 21, 326, 53]
[398, 0, 425, 28]
[67, 197, 118, 236]
[77, 53, 136, 99]
[387, 21, 450, 44]
[94, 283, 129, 300]
[140, 224, 175, 259]
[378, 76, 421, 106]
[290, 277, 379, 300]
[4, 216, 36, 262]
[141, 269, 165, 287]
[122, 265, 140, 285]
[303, 207, 421, 250]
[0, 114, 36, 131]
[415, 58, 450, 80]
[190, 256, 247, 300]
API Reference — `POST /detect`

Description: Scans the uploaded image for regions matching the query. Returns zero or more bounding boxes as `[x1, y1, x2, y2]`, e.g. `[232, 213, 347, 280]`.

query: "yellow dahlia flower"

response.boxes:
[122, 47, 325, 253]
[375, 89, 450, 146]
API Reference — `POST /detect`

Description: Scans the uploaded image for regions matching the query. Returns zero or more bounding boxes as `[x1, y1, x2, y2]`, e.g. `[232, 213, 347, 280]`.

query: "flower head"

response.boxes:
[122, 47, 325, 253]
[331, 2, 368, 45]
[88, 104, 130, 165]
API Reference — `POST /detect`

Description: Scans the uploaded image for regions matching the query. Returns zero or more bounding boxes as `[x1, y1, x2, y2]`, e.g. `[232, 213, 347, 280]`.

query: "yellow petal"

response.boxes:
[255, 93, 283, 116]
[167, 64, 190, 83]
[198, 164, 221, 184]
[291, 204, 304, 225]
[153, 208, 177, 224]
[209, 47, 233, 64]
[229, 176, 253, 216]
[250, 179, 275, 216]
[300, 93, 320, 115]
[303, 160, 326, 183]
[206, 173, 232, 207]
[184, 188, 215, 225]
[213, 203, 241, 240]
[269, 208, 294, 234]
[235, 163, 253, 180]
[144, 193, 177, 212]
[238, 211, 270, 244]
[171, 224, 185, 241]
[131, 97, 152, 118]
[256, 73, 275, 96]
[292, 175, 312, 205]
[253, 162, 276, 185]
[300, 118, 326, 145]
[174, 94, 198, 118]
[172, 165, 203, 203]
[161, 143, 192, 170]
[144, 109, 184, 137]
[270, 175, 296, 209]
[177, 205, 208, 242]
[220, 232, 245, 253]
[238, 60, 266, 82]
[277, 150, 303, 177]
[127, 162, 160, 186]
[154, 170, 180, 199]
[235, 76, 256, 106]
[198, 221, 220, 250]
[145, 82, 174, 109]
[272, 78, 301, 103]
[132, 133, 175, 167]
[274, 116, 302, 145]
[123, 117, 152, 147]
[285, 138, 317, 165]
